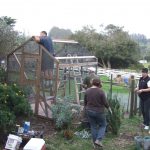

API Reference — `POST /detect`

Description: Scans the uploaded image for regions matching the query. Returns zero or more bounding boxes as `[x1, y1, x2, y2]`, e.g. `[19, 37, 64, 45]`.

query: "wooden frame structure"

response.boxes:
[7, 38, 98, 118]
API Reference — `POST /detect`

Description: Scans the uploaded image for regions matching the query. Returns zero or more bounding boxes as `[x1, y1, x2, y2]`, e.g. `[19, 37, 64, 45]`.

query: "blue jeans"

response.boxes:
[86, 109, 107, 142]
[140, 99, 150, 126]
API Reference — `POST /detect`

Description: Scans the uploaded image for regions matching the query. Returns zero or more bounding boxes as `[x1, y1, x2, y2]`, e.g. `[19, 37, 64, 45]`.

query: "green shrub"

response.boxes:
[0, 67, 6, 83]
[0, 109, 15, 133]
[0, 83, 33, 134]
[107, 94, 124, 135]
[51, 100, 80, 129]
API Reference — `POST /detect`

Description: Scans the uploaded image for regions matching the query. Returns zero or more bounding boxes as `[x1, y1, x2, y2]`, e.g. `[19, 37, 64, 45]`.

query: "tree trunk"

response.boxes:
[100, 57, 107, 68]
[107, 60, 111, 68]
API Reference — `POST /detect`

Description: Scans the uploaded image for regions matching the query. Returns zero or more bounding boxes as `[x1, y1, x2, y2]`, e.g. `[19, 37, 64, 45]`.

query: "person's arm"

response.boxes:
[101, 91, 109, 108]
[100, 91, 112, 114]
[82, 77, 88, 89]
[135, 81, 139, 92]
[138, 80, 150, 93]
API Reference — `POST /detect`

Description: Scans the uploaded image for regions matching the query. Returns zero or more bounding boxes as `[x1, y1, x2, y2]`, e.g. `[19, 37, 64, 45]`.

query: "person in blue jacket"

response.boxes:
[33, 31, 54, 80]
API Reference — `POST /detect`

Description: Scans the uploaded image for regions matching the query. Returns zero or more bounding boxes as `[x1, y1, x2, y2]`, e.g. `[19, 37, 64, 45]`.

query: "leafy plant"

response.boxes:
[0, 67, 6, 83]
[0, 109, 15, 133]
[51, 100, 80, 130]
[0, 83, 33, 134]
[107, 94, 124, 135]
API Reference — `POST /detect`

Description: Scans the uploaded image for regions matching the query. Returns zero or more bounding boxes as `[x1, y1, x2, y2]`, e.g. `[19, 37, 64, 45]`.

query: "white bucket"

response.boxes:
[5, 134, 22, 150]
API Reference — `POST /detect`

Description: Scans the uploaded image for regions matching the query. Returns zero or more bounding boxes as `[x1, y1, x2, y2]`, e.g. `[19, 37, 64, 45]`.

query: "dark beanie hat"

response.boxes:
[142, 68, 148, 73]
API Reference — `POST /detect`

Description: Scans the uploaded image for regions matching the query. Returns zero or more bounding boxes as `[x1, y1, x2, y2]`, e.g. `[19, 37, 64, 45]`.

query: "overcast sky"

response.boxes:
[1, 0, 150, 38]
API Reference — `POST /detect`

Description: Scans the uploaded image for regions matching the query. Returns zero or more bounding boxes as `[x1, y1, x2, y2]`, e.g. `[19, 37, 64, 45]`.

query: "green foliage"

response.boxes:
[128, 63, 144, 72]
[0, 67, 6, 83]
[0, 109, 15, 133]
[51, 100, 80, 129]
[72, 24, 140, 68]
[0, 16, 26, 57]
[45, 116, 141, 150]
[107, 94, 123, 135]
[0, 16, 16, 27]
[49, 26, 73, 39]
[0, 83, 33, 133]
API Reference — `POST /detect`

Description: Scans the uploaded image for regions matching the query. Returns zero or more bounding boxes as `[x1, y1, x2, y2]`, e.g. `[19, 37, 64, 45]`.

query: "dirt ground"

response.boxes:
[0, 115, 55, 149]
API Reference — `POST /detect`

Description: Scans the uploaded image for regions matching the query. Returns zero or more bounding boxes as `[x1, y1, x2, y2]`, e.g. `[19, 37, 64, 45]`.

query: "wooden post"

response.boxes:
[54, 62, 59, 99]
[34, 49, 41, 115]
[110, 74, 113, 99]
[134, 92, 137, 115]
[129, 78, 135, 118]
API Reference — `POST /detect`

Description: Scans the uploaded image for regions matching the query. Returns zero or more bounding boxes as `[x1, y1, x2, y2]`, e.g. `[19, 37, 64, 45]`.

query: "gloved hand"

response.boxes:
[108, 107, 112, 114]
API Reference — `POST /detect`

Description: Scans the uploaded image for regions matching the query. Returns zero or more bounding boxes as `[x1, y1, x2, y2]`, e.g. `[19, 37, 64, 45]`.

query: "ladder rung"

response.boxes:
[46, 96, 55, 100]
[78, 91, 85, 94]
[73, 75, 82, 77]
[40, 89, 50, 92]
[59, 80, 67, 83]
[76, 83, 83, 85]
[80, 100, 84, 102]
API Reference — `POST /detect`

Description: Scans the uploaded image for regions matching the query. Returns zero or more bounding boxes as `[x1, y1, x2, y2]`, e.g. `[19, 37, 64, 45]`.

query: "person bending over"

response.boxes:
[33, 31, 54, 80]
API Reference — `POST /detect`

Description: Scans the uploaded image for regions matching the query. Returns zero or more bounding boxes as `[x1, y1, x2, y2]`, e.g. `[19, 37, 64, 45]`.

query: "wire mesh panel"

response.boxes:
[7, 38, 98, 117]
[7, 38, 59, 118]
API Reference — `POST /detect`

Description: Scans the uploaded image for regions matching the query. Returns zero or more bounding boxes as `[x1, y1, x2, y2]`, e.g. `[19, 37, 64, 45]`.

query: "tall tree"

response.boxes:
[0, 16, 16, 27]
[0, 16, 26, 59]
[49, 26, 72, 39]
[98, 25, 140, 68]
[72, 24, 140, 68]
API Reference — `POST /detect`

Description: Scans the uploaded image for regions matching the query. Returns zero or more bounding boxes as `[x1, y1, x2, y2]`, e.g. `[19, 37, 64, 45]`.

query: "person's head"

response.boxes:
[88, 67, 96, 74]
[141, 68, 148, 78]
[40, 31, 47, 36]
[92, 78, 102, 88]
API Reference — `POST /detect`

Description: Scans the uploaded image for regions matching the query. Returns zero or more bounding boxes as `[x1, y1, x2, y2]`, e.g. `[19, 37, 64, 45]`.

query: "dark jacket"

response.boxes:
[138, 76, 150, 100]
[40, 36, 54, 54]
[84, 87, 109, 112]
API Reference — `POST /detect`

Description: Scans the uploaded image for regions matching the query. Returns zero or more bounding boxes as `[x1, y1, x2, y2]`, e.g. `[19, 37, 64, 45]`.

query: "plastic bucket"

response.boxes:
[143, 136, 150, 150]
[5, 134, 22, 150]
[134, 136, 143, 150]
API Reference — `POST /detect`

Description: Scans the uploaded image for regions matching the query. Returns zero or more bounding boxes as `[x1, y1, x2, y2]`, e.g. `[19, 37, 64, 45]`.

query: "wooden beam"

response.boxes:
[59, 62, 98, 68]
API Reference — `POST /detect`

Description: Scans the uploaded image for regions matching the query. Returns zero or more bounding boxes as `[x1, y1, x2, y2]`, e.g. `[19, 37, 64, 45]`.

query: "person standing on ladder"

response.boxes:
[83, 67, 99, 89]
[135, 68, 150, 130]
[33, 31, 54, 80]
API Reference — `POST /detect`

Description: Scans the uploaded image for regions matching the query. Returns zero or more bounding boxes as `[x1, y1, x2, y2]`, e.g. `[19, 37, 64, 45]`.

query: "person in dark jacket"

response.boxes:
[84, 78, 111, 147]
[33, 31, 54, 80]
[83, 67, 99, 89]
[135, 68, 150, 130]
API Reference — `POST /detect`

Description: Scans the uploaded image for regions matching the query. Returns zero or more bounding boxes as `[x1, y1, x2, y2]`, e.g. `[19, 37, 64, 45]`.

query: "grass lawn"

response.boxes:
[100, 75, 129, 93]
[57, 75, 129, 102]
[45, 115, 149, 150]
